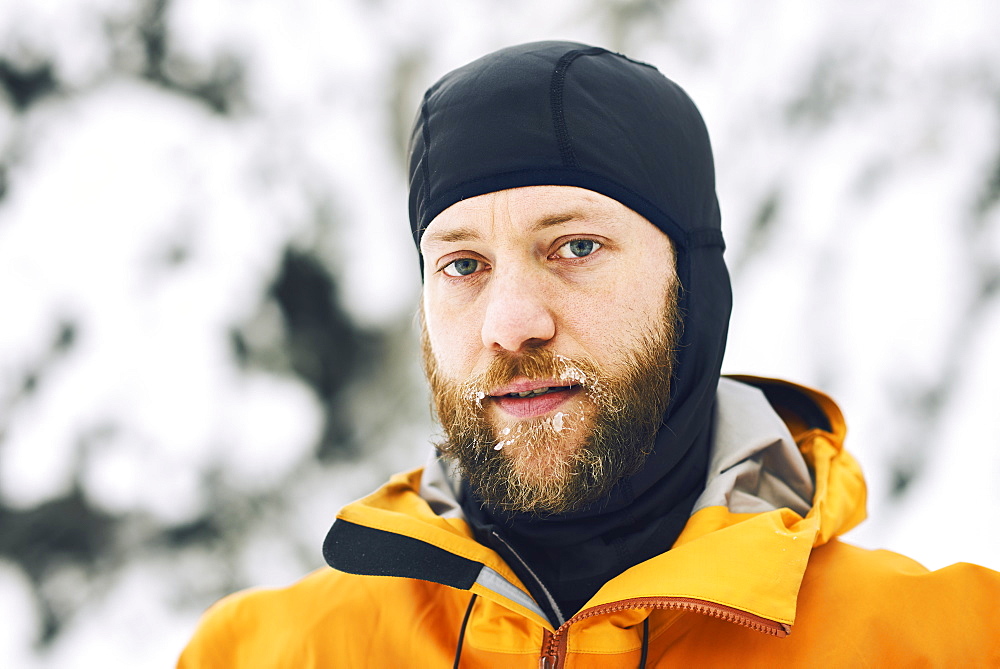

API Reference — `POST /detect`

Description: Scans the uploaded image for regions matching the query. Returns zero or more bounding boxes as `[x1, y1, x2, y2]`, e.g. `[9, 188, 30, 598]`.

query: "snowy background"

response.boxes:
[1, 1, 998, 666]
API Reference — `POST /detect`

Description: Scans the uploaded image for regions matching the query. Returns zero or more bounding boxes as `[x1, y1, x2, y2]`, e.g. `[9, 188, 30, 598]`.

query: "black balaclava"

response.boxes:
[409, 41, 732, 623]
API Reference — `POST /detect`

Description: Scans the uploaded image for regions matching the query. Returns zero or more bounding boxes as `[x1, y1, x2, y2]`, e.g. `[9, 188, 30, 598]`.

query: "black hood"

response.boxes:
[407, 41, 732, 622]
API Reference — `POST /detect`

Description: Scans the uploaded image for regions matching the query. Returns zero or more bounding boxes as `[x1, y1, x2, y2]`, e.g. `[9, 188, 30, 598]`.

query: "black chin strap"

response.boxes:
[453, 593, 477, 669]
[639, 616, 650, 668]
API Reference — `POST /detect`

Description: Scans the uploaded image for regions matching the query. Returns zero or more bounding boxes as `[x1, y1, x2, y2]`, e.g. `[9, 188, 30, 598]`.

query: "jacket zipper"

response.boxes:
[538, 596, 790, 668]
[540, 629, 567, 669]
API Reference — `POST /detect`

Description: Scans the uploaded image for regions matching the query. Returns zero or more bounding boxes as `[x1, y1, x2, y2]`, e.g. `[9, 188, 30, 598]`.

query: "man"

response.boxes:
[179, 41, 1000, 667]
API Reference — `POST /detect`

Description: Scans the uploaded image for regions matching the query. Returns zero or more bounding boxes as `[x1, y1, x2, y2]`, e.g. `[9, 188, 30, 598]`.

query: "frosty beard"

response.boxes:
[422, 293, 679, 515]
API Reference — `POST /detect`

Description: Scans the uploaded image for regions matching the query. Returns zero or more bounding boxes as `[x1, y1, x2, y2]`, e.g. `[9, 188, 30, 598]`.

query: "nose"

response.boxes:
[481, 270, 556, 352]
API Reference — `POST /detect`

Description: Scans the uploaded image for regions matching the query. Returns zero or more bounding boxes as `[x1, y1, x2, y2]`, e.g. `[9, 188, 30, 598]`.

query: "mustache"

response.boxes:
[459, 348, 603, 401]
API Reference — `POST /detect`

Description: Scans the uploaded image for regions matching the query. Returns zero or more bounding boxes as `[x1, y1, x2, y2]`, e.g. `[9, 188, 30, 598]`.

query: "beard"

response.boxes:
[422, 288, 680, 516]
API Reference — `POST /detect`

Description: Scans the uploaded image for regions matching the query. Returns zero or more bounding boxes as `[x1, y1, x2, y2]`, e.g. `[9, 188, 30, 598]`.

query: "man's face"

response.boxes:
[420, 186, 680, 514]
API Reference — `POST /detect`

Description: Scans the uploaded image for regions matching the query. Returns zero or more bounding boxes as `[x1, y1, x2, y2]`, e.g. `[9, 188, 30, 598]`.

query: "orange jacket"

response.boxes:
[178, 378, 1000, 667]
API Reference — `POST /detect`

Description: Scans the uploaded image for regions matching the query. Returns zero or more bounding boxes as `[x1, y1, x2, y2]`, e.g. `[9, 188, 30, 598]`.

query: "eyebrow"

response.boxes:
[422, 212, 583, 245]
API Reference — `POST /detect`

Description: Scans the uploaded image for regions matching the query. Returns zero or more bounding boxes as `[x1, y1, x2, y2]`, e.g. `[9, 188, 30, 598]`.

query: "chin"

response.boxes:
[506, 433, 586, 480]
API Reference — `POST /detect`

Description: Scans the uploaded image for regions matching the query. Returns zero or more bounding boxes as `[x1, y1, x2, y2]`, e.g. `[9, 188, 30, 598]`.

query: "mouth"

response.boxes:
[502, 386, 569, 398]
[488, 381, 581, 419]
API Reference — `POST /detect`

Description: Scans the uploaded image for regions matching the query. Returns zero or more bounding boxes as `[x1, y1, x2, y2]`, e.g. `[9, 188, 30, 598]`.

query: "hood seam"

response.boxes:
[549, 47, 607, 168]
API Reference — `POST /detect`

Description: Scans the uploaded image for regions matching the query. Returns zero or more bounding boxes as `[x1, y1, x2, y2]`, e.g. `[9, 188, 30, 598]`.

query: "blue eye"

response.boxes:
[443, 258, 481, 277]
[556, 239, 601, 258]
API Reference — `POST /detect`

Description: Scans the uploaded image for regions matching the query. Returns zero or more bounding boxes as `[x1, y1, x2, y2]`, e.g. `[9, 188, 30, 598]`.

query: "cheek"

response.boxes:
[573, 278, 647, 326]
[565, 278, 669, 356]
[423, 302, 483, 376]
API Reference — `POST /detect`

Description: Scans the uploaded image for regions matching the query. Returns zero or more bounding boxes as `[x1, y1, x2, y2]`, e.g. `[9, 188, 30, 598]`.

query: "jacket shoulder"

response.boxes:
[792, 539, 1000, 659]
[177, 567, 472, 668]
[177, 569, 357, 668]
[807, 537, 1000, 594]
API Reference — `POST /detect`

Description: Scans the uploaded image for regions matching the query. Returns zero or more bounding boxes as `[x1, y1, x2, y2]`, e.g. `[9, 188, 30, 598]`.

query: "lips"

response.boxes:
[488, 379, 580, 419]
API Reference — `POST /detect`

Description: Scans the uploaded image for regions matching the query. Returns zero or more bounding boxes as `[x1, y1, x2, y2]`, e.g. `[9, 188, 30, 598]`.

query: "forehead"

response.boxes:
[420, 185, 657, 250]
